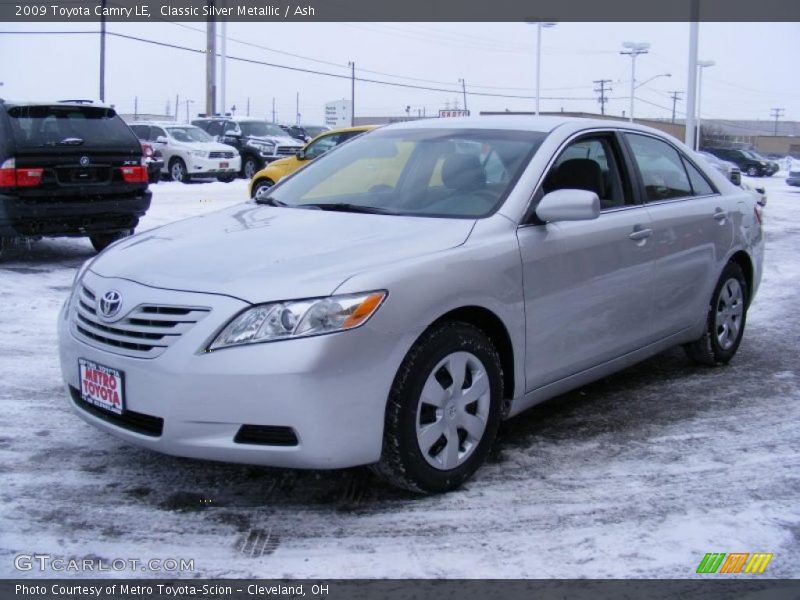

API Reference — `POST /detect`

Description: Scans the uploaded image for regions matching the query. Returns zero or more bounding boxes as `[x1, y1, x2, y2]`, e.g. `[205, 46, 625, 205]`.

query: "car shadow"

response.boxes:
[0, 236, 95, 267]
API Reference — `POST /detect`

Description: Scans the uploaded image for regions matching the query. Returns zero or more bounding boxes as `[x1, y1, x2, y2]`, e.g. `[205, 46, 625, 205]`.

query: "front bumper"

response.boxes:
[186, 155, 241, 177]
[57, 272, 404, 469]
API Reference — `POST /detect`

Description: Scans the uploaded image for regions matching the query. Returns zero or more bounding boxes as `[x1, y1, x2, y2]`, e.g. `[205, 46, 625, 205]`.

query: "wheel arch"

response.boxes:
[426, 305, 515, 404]
[728, 249, 754, 306]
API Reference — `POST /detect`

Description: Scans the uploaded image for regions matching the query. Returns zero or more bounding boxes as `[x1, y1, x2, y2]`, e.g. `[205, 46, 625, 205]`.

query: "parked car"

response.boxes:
[129, 122, 240, 183]
[58, 117, 764, 493]
[250, 125, 378, 199]
[280, 124, 331, 143]
[745, 150, 780, 176]
[192, 117, 304, 179]
[0, 99, 151, 252]
[140, 142, 163, 184]
[704, 147, 773, 177]
[786, 169, 800, 187]
[696, 151, 741, 185]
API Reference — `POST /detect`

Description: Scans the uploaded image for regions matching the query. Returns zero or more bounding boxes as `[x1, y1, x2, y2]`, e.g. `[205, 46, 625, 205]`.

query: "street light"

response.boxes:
[527, 21, 557, 116]
[634, 72, 671, 89]
[695, 60, 715, 150]
[620, 41, 650, 122]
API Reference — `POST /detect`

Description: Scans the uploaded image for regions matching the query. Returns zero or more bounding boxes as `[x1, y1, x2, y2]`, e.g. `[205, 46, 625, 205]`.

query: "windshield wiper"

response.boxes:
[297, 202, 397, 215]
[254, 196, 288, 207]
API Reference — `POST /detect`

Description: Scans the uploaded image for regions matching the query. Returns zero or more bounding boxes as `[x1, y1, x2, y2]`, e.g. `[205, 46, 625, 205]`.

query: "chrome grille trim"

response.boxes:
[276, 146, 299, 156]
[208, 151, 235, 159]
[71, 284, 210, 359]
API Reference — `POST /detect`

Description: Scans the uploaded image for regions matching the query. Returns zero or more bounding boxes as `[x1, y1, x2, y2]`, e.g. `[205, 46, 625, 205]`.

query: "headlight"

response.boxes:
[191, 150, 208, 158]
[208, 291, 387, 351]
[252, 143, 275, 155]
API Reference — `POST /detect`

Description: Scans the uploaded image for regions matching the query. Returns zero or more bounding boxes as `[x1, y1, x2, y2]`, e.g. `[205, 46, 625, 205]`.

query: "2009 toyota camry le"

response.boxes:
[58, 116, 764, 493]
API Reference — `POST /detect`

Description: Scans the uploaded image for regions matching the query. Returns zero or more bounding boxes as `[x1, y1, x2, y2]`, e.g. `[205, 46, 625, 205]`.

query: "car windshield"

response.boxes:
[742, 150, 765, 160]
[303, 126, 329, 138]
[6, 105, 137, 148]
[167, 126, 212, 143]
[239, 121, 287, 138]
[265, 128, 545, 218]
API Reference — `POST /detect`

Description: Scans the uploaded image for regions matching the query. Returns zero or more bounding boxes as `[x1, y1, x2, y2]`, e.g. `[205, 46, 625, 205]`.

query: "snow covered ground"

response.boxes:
[0, 175, 798, 579]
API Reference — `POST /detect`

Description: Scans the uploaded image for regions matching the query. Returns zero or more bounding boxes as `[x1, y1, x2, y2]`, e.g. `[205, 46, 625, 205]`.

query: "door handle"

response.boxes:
[713, 209, 727, 221]
[628, 227, 653, 241]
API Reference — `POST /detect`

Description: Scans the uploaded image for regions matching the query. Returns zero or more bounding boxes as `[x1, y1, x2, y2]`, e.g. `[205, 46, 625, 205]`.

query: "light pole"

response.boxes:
[696, 60, 715, 150]
[620, 41, 650, 122]
[527, 21, 556, 116]
[634, 72, 671, 90]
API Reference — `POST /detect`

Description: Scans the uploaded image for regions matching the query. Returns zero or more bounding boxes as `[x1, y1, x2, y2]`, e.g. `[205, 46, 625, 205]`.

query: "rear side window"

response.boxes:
[682, 158, 716, 196]
[625, 133, 692, 202]
[6, 105, 138, 148]
[129, 124, 150, 140]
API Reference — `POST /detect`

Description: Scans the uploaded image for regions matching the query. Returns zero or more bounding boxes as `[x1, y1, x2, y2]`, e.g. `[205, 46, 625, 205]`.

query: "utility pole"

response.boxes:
[770, 107, 785, 136]
[458, 78, 468, 113]
[185, 99, 194, 123]
[246, 97, 250, 117]
[348, 61, 356, 126]
[205, 3, 217, 116]
[99, 0, 106, 102]
[295, 92, 300, 125]
[271, 97, 276, 123]
[668, 90, 683, 123]
[134, 96, 138, 120]
[593, 79, 612, 115]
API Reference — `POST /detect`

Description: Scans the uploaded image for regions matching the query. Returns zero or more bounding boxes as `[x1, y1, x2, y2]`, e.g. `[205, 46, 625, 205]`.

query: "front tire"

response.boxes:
[372, 322, 504, 493]
[242, 157, 259, 180]
[251, 178, 275, 199]
[89, 229, 134, 253]
[169, 158, 189, 183]
[684, 261, 748, 366]
[746, 165, 759, 177]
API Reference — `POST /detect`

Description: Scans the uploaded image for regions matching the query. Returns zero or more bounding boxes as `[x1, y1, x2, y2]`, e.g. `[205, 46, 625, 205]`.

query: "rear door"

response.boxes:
[5, 104, 144, 198]
[517, 131, 657, 391]
[623, 132, 732, 339]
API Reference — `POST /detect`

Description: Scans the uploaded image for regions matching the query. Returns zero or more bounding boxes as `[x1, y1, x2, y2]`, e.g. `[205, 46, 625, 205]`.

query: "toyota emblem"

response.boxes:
[80, 156, 90, 167]
[98, 290, 122, 319]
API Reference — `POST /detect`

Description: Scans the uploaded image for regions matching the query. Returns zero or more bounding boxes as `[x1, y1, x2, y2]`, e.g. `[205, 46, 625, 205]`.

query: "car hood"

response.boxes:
[90, 204, 475, 303]
[247, 134, 303, 147]
[178, 141, 237, 153]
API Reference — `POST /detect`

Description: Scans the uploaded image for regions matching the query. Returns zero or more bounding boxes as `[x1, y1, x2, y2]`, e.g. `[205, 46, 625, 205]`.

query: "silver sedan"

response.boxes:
[57, 116, 764, 493]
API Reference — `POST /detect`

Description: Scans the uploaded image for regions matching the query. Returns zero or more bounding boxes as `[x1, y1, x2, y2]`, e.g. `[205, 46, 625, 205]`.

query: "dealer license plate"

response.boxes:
[220, 162, 229, 168]
[78, 358, 124, 415]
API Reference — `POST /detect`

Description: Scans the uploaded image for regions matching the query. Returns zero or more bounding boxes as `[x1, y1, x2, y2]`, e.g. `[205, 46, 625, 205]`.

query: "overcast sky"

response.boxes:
[1, 21, 798, 125]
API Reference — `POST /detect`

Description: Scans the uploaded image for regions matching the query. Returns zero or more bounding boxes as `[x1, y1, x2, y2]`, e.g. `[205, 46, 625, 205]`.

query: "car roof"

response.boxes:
[2, 99, 114, 110]
[129, 121, 200, 127]
[322, 125, 379, 135]
[377, 115, 675, 137]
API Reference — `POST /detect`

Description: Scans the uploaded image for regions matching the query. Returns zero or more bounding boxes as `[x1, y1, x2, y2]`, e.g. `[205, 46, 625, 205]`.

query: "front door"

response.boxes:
[517, 132, 657, 391]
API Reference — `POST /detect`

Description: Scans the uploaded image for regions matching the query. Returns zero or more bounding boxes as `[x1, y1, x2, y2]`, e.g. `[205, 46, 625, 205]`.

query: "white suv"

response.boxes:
[129, 122, 240, 183]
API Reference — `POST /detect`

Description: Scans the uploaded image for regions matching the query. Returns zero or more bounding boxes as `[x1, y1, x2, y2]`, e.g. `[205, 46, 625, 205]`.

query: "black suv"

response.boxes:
[192, 117, 303, 179]
[0, 100, 151, 252]
[703, 147, 776, 177]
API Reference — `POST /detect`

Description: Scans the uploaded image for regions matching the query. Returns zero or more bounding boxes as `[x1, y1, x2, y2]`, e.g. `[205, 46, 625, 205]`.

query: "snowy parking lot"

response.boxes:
[0, 174, 798, 579]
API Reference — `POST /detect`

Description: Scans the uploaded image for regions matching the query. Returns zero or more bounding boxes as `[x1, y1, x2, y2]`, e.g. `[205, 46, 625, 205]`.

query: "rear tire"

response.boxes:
[170, 158, 189, 183]
[90, 229, 134, 253]
[372, 322, 504, 494]
[683, 261, 748, 366]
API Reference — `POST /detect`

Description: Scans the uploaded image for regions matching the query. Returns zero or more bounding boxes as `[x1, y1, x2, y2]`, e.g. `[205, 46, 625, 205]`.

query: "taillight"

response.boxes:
[142, 144, 154, 159]
[0, 158, 44, 188]
[754, 204, 763, 226]
[119, 165, 148, 183]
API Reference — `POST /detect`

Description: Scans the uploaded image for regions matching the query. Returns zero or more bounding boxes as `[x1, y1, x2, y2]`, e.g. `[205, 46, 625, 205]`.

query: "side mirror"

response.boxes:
[535, 189, 600, 222]
[224, 129, 240, 137]
[155, 136, 168, 144]
[296, 149, 307, 160]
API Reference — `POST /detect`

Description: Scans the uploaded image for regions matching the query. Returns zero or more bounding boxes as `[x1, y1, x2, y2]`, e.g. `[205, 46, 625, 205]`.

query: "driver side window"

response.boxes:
[305, 134, 339, 160]
[542, 135, 629, 210]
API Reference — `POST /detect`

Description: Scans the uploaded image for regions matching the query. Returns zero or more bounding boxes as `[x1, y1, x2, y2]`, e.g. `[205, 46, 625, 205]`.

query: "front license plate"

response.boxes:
[219, 162, 229, 168]
[78, 358, 124, 415]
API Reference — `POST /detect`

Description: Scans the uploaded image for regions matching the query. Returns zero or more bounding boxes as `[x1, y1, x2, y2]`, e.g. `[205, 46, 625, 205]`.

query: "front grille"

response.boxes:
[72, 285, 210, 359]
[208, 151, 235, 159]
[234, 424, 299, 446]
[70, 386, 163, 437]
[275, 146, 299, 156]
